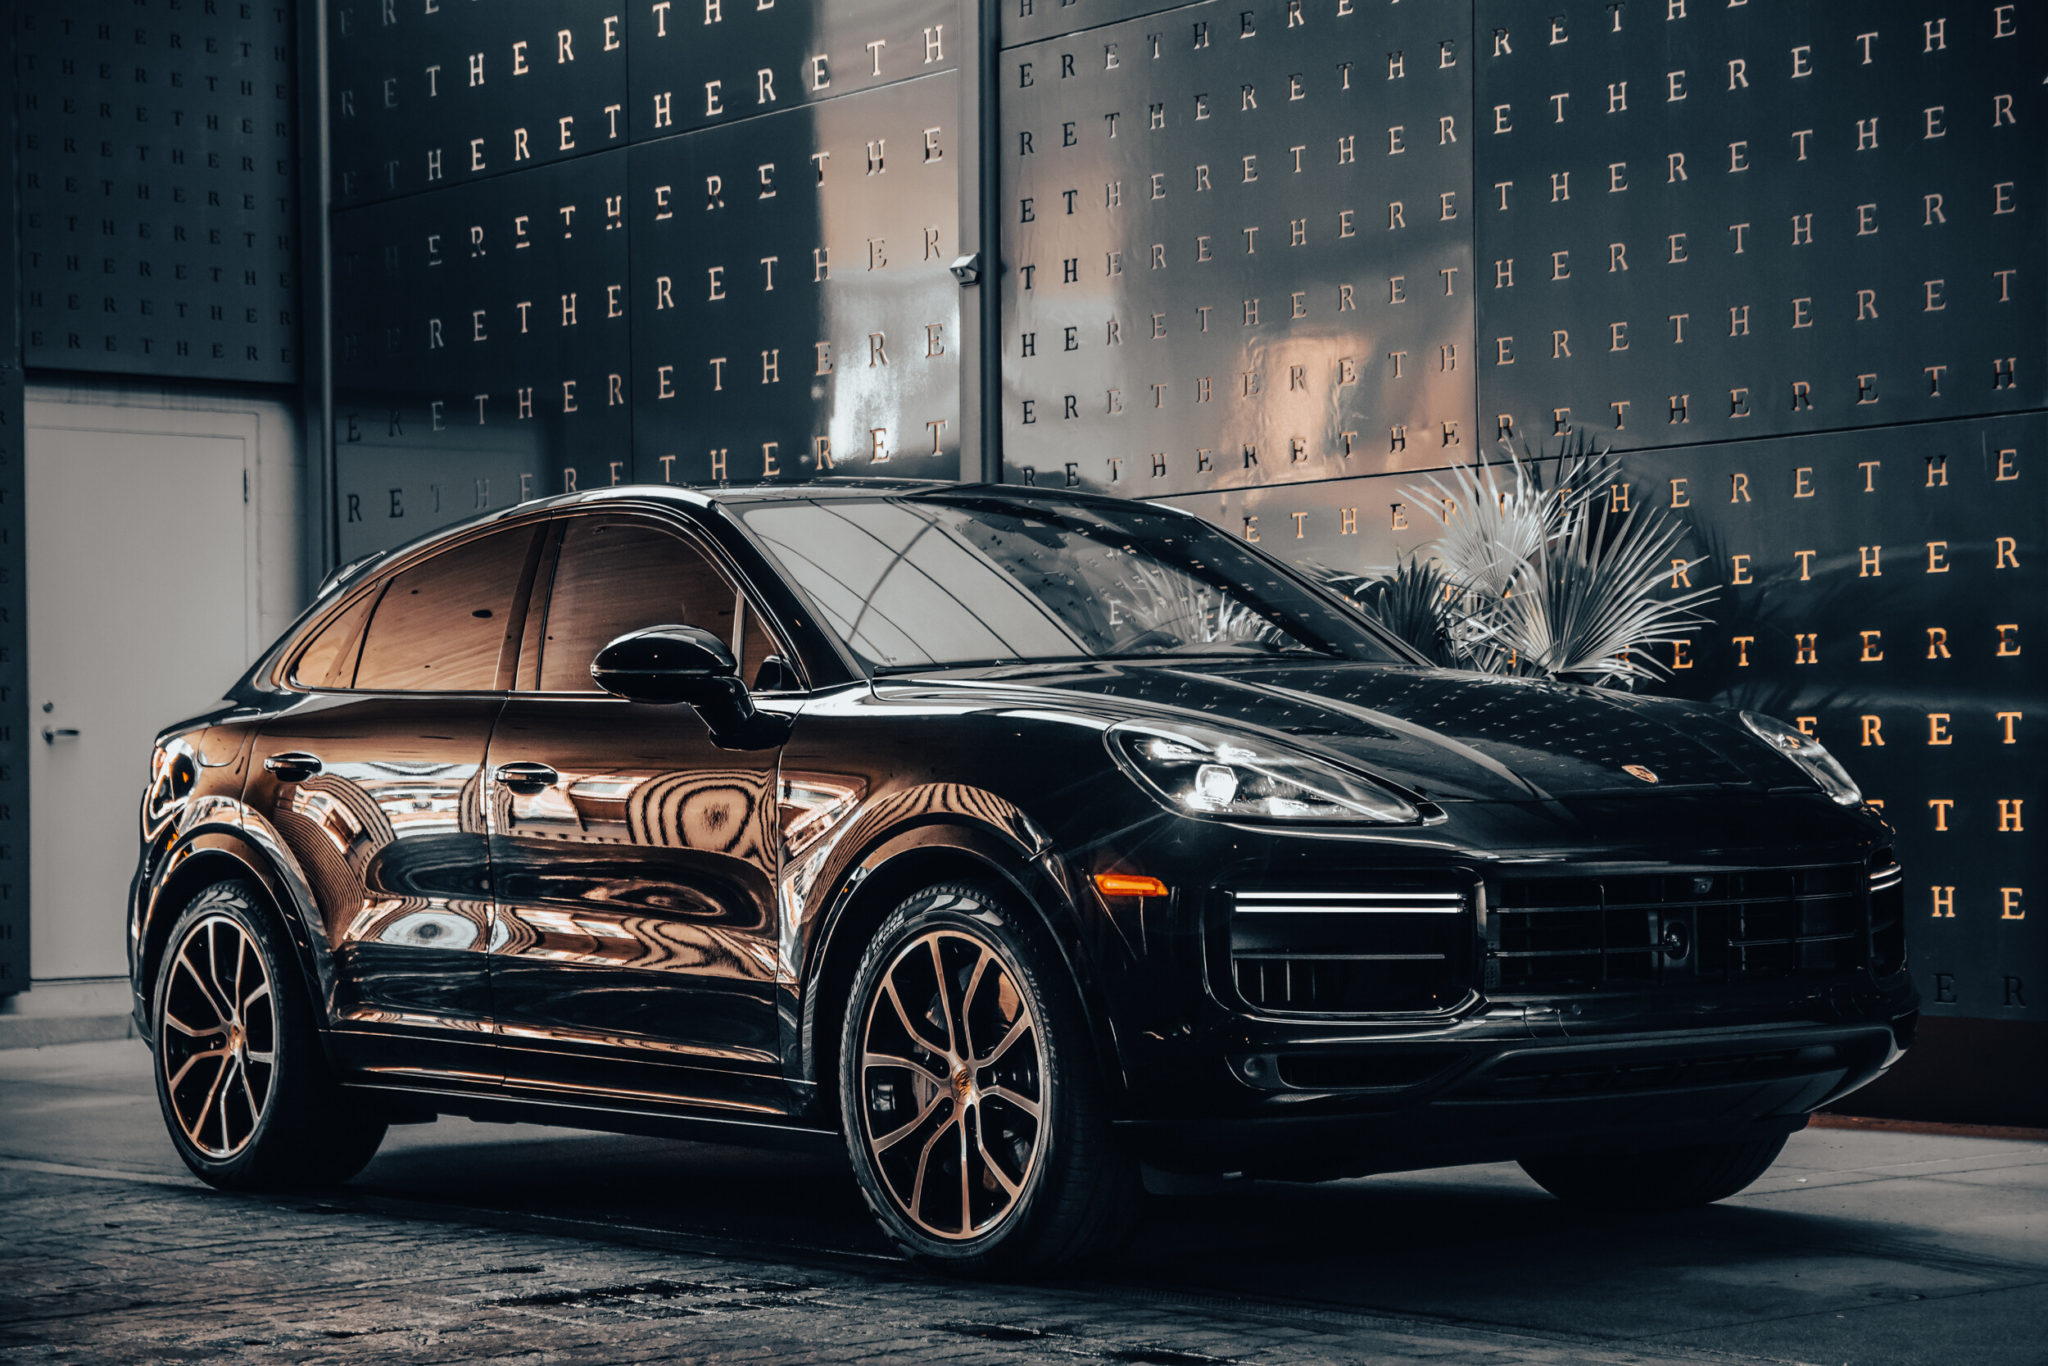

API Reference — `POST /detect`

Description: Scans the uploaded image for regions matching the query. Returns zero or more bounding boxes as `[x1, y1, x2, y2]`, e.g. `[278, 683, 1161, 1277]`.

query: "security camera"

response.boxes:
[948, 253, 982, 286]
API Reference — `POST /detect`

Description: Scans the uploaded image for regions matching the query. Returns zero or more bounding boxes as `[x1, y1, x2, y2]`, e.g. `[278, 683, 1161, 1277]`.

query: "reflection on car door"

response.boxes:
[486, 514, 791, 1113]
[247, 522, 543, 1083]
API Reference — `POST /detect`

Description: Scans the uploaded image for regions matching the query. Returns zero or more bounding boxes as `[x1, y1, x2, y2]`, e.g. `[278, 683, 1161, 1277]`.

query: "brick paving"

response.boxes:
[1, 1161, 1737, 1365]
[4, 1041, 2045, 1365]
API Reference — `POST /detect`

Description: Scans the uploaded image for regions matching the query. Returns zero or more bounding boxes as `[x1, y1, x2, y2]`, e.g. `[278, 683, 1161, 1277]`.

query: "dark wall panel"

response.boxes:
[325, 1, 967, 556]
[16, 1, 299, 382]
[1473, 0, 2043, 449]
[626, 0, 958, 141]
[628, 75, 963, 488]
[1000, 0, 1478, 497]
[328, 1, 630, 208]
[331, 151, 634, 562]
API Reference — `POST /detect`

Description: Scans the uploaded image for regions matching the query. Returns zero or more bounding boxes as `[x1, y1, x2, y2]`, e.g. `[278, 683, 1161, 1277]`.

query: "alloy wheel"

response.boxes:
[857, 929, 1046, 1241]
[159, 914, 277, 1160]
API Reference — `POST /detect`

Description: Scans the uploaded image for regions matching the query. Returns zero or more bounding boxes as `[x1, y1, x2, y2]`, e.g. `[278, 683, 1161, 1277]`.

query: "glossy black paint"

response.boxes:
[131, 481, 1916, 1177]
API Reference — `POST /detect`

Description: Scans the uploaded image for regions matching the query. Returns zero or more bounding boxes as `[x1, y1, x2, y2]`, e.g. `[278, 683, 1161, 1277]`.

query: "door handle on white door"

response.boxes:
[41, 727, 80, 744]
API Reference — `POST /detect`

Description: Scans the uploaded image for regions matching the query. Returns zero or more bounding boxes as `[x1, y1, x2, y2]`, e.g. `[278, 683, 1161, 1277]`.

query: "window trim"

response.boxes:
[513, 509, 812, 700]
[279, 520, 548, 696]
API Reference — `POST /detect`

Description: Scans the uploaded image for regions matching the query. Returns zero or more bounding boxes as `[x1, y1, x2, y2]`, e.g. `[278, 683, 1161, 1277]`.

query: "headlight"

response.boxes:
[1740, 711, 1863, 805]
[1108, 722, 1420, 824]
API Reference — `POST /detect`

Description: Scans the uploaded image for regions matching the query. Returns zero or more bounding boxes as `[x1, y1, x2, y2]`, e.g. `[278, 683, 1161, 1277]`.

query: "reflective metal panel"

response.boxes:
[330, 152, 635, 562]
[628, 75, 964, 486]
[325, 4, 967, 553]
[486, 697, 785, 1090]
[247, 695, 501, 1037]
[327, 1, 631, 209]
[626, 0, 959, 140]
[1472, 0, 2045, 448]
[1000, 0, 1478, 495]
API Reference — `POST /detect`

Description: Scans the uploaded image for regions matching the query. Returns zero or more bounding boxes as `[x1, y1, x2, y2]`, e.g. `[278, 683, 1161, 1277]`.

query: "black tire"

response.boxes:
[1518, 1133, 1791, 1212]
[838, 882, 1140, 1275]
[150, 880, 386, 1190]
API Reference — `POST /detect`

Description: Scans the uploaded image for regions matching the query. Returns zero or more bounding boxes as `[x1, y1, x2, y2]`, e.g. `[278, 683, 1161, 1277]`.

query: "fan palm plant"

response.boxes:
[1338, 551, 1459, 666]
[1341, 434, 1716, 686]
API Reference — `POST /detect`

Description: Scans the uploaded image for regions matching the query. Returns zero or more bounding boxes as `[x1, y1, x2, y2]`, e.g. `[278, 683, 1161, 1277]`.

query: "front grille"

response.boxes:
[1491, 863, 1869, 993]
[1228, 887, 1474, 1015]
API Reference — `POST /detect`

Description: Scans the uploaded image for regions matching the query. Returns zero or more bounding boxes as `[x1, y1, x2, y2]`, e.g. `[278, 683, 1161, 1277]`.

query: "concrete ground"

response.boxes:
[2, 1039, 2042, 1365]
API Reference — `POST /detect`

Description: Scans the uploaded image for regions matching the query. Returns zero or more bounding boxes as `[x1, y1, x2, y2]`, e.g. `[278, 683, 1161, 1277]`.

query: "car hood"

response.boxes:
[884, 660, 1786, 803]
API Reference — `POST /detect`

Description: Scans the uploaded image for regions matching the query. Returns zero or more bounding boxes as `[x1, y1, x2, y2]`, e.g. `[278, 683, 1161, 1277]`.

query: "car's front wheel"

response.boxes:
[838, 883, 1138, 1274]
[1518, 1133, 1791, 1211]
[151, 880, 386, 1189]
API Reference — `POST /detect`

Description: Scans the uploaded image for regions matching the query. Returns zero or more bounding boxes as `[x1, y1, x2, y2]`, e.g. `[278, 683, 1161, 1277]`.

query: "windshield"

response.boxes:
[735, 493, 1411, 672]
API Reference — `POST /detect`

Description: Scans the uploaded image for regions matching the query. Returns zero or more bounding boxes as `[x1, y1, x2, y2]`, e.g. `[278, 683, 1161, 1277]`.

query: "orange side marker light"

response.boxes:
[1094, 872, 1170, 898]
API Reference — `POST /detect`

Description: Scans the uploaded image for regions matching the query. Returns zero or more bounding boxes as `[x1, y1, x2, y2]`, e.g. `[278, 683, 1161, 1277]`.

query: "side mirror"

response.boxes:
[590, 625, 789, 749]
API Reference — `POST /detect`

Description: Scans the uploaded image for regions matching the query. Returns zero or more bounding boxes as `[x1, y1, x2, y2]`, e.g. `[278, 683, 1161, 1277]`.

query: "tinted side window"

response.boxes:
[536, 519, 737, 692]
[353, 528, 536, 692]
[290, 587, 379, 689]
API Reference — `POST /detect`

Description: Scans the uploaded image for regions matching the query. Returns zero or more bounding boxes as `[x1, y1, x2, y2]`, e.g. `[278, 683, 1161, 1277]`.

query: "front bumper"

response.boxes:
[1073, 792, 1916, 1175]
[1118, 1011, 1913, 1176]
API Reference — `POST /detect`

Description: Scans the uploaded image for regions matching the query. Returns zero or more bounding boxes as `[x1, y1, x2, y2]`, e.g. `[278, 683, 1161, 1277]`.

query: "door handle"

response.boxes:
[41, 727, 80, 744]
[494, 761, 559, 793]
[263, 751, 324, 782]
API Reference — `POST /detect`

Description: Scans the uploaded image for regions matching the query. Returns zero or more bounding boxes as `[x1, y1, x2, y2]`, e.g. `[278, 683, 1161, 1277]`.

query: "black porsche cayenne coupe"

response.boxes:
[131, 480, 1915, 1272]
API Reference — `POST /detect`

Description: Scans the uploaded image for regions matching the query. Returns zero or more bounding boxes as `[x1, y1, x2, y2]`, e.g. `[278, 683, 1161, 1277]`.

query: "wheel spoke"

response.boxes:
[870, 1090, 948, 1153]
[926, 937, 957, 1055]
[217, 1059, 239, 1147]
[245, 1048, 275, 1067]
[173, 948, 231, 1027]
[240, 978, 271, 1020]
[166, 1047, 226, 1095]
[231, 933, 247, 1014]
[862, 1049, 947, 1091]
[983, 1084, 1042, 1123]
[234, 1061, 262, 1138]
[186, 1051, 231, 1145]
[976, 1133, 1024, 1199]
[907, 1113, 957, 1221]
[163, 1009, 226, 1040]
[206, 924, 238, 1023]
[975, 1011, 1033, 1069]
[957, 947, 993, 1060]
[957, 1108, 972, 1235]
[880, 977, 947, 1056]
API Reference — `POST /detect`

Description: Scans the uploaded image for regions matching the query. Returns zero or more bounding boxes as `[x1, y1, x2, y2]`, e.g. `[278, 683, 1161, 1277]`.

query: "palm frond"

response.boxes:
[1345, 552, 1459, 666]
[1485, 501, 1716, 683]
[1386, 430, 1718, 687]
[1410, 453, 1546, 601]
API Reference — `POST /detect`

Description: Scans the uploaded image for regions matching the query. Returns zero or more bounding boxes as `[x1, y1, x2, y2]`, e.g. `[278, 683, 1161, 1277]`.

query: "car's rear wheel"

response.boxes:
[151, 880, 386, 1189]
[1518, 1133, 1791, 1211]
[838, 882, 1138, 1274]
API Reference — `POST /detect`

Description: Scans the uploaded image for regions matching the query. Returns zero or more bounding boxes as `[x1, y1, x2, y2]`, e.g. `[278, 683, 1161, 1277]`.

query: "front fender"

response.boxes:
[785, 785, 1130, 1106]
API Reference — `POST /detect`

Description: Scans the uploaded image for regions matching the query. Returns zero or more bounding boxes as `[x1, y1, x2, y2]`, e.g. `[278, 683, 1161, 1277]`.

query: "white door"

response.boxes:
[26, 407, 254, 980]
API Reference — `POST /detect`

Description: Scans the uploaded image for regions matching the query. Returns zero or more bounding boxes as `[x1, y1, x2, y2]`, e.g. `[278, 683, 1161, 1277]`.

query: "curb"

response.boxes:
[0, 1014, 140, 1050]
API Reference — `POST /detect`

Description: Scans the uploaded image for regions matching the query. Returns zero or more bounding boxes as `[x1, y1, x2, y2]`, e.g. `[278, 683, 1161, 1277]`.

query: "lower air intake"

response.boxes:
[1228, 887, 1473, 1015]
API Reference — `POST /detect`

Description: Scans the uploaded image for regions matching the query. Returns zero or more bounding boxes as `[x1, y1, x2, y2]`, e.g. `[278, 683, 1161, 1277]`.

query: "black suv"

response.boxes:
[131, 481, 1916, 1272]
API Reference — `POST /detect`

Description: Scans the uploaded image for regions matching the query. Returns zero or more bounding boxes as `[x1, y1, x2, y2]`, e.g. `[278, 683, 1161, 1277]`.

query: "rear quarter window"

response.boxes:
[351, 527, 537, 692]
